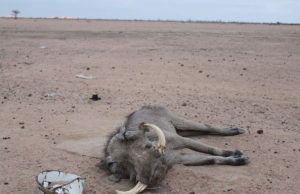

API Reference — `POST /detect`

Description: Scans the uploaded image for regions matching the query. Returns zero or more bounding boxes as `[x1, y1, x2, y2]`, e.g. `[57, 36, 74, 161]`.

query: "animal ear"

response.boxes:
[97, 156, 114, 170]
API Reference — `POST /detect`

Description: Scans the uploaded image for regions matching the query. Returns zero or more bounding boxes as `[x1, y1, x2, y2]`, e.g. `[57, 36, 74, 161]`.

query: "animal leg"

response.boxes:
[177, 153, 249, 166]
[169, 112, 244, 136]
[179, 136, 243, 156]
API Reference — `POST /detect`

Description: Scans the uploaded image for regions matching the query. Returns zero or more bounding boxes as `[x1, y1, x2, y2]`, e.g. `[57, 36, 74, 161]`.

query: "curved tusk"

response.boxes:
[143, 123, 166, 153]
[116, 181, 147, 194]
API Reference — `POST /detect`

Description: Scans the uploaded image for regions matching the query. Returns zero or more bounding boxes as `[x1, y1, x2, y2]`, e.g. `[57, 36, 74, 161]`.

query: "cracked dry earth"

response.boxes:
[0, 18, 300, 194]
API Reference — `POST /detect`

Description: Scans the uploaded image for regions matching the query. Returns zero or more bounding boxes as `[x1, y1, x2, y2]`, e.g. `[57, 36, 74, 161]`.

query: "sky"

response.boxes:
[1, 0, 299, 23]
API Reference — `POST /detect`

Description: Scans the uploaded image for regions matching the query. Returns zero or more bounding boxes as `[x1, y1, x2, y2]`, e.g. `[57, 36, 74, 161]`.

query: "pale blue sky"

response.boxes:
[1, 0, 299, 23]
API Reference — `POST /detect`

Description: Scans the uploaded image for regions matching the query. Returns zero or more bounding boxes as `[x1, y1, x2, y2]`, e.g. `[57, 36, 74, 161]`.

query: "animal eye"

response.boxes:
[145, 144, 152, 149]
[144, 142, 152, 149]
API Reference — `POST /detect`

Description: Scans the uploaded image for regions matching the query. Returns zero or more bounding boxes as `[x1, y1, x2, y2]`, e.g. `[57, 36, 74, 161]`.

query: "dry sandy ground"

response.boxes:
[0, 18, 299, 194]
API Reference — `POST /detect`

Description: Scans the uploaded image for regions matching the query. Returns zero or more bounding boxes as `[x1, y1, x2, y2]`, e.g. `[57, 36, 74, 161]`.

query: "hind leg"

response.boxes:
[178, 136, 243, 156]
[168, 111, 244, 136]
[176, 153, 249, 166]
[169, 134, 243, 157]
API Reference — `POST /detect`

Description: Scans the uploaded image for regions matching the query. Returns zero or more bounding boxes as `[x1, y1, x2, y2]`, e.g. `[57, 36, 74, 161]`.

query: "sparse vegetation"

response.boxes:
[12, 10, 20, 19]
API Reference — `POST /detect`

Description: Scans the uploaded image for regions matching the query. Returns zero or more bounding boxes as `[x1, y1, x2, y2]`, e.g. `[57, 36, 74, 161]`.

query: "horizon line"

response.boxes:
[1, 16, 300, 25]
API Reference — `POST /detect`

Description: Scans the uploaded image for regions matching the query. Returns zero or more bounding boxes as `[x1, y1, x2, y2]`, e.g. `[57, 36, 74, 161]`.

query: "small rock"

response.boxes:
[4, 182, 9, 185]
[28, 94, 32, 97]
[198, 70, 203, 73]
[86, 67, 90, 70]
[19, 122, 24, 125]
[90, 94, 101, 101]
[242, 68, 247, 70]
[257, 130, 264, 134]
[182, 102, 187, 106]
[2, 137, 11, 140]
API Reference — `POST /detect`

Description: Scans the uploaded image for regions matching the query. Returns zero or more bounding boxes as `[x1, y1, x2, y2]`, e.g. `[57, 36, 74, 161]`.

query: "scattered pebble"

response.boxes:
[44, 93, 63, 97]
[75, 74, 95, 79]
[2, 137, 11, 140]
[86, 67, 90, 70]
[90, 94, 101, 101]
[257, 130, 264, 134]
[4, 182, 9, 185]
[181, 102, 187, 106]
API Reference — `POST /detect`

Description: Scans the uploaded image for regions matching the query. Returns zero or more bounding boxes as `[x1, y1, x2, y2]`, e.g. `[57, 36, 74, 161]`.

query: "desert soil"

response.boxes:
[0, 18, 299, 194]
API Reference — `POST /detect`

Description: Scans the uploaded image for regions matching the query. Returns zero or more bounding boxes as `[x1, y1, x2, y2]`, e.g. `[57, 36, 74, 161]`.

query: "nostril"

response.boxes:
[108, 162, 114, 167]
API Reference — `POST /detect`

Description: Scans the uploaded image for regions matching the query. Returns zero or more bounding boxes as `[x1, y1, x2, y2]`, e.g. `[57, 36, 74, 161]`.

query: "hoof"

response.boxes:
[225, 127, 245, 136]
[231, 156, 250, 166]
[223, 149, 243, 157]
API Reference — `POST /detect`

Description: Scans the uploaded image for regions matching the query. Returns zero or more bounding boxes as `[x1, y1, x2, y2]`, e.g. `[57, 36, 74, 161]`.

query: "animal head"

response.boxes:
[101, 123, 168, 193]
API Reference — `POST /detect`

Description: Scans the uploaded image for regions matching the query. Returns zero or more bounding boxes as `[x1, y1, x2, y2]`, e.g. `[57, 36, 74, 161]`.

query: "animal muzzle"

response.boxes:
[115, 123, 166, 194]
